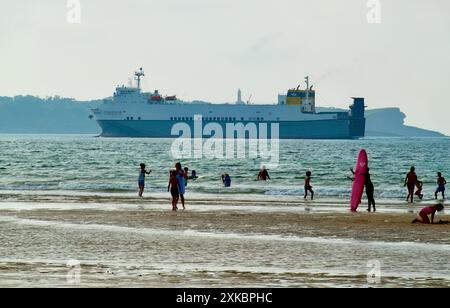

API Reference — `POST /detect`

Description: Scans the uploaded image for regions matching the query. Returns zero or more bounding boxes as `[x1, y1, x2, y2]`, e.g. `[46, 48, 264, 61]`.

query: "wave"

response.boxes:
[0, 182, 423, 200]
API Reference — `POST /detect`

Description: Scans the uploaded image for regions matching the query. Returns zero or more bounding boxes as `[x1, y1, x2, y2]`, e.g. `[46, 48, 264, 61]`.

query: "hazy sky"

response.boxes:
[1, 0, 449, 134]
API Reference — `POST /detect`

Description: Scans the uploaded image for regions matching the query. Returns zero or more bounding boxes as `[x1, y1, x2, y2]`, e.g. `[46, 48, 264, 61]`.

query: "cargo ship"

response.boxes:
[91, 68, 365, 139]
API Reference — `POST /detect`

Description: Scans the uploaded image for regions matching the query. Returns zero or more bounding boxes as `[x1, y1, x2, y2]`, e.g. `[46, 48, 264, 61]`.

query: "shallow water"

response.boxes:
[0, 135, 449, 201]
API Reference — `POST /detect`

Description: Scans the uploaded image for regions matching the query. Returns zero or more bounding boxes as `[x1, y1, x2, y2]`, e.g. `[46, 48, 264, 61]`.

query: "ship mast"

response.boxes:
[305, 76, 309, 108]
[134, 67, 145, 89]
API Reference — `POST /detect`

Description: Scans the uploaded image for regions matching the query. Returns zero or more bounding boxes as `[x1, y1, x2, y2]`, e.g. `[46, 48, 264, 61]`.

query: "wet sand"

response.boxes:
[2, 207, 449, 244]
[0, 196, 449, 288]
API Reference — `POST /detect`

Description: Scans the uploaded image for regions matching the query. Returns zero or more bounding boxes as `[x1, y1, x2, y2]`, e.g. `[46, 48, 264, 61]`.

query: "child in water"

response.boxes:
[222, 173, 231, 187]
[190, 170, 198, 180]
[138, 163, 152, 198]
[183, 167, 189, 187]
[167, 170, 179, 211]
[415, 180, 424, 200]
[304, 171, 314, 200]
[411, 203, 447, 224]
[257, 166, 271, 181]
[435, 172, 447, 200]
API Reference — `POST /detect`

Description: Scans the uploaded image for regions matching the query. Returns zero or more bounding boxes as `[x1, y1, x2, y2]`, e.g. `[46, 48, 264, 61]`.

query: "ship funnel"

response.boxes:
[350, 97, 365, 119]
[349, 97, 366, 137]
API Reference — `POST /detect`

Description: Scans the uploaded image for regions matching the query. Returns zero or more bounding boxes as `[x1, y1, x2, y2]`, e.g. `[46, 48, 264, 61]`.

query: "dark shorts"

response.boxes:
[436, 185, 445, 193]
[170, 188, 179, 198]
[419, 210, 431, 224]
[407, 183, 415, 193]
[304, 185, 312, 191]
[138, 180, 145, 186]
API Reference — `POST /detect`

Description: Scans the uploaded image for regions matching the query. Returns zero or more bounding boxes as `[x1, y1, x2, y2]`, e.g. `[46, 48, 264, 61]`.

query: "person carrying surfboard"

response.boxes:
[349, 167, 375, 211]
[363, 168, 376, 212]
[404, 167, 418, 203]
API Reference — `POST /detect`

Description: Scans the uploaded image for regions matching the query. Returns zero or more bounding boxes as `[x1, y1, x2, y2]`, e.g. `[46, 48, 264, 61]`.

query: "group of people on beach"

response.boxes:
[139, 162, 198, 211]
[404, 167, 447, 203]
[403, 167, 448, 224]
[138, 164, 274, 210]
[137, 163, 447, 223]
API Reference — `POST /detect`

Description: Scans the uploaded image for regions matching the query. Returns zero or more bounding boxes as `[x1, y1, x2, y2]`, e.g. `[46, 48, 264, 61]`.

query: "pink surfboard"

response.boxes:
[350, 149, 368, 212]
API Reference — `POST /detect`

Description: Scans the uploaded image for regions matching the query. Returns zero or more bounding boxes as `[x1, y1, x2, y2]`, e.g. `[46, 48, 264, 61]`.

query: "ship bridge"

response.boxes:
[278, 77, 316, 113]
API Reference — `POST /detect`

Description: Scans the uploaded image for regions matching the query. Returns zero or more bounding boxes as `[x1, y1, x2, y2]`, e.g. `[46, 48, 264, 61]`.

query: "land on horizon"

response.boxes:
[0, 95, 446, 137]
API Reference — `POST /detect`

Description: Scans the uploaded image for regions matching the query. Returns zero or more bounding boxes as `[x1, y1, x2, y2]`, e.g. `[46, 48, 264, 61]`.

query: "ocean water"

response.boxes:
[0, 134, 449, 201]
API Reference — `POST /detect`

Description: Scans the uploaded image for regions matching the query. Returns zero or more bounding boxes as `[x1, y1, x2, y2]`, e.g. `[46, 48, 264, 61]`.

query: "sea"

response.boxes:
[0, 135, 449, 200]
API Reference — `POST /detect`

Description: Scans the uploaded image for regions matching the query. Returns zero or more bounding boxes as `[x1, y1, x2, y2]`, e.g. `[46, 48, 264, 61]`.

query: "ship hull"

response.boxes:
[97, 119, 365, 139]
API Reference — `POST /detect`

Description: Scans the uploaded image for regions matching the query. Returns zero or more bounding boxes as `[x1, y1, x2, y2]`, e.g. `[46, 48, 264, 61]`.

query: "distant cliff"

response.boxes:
[364, 108, 445, 137]
[0, 96, 446, 137]
[0, 96, 101, 134]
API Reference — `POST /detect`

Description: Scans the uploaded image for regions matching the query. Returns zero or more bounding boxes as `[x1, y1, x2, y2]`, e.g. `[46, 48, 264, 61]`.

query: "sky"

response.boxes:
[1, 0, 449, 134]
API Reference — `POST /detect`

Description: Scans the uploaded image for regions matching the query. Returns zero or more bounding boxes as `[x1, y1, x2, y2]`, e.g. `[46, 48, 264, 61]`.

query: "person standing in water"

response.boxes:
[435, 172, 447, 200]
[167, 170, 179, 211]
[175, 162, 187, 210]
[222, 173, 231, 187]
[138, 163, 151, 198]
[257, 166, 271, 181]
[404, 167, 418, 203]
[183, 167, 189, 187]
[363, 168, 376, 212]
[190, 170, 198, 180]
[304, 171, 314, 200]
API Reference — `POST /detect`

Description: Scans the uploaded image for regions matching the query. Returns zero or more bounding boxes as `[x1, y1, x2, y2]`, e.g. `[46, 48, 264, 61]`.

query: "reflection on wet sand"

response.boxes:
[0, 198, 448, 288]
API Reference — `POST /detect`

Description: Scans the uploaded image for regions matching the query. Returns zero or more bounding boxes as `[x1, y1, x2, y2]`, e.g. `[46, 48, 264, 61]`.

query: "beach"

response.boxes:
[0, 193, 449, 288]
[0, 135, 449, 287]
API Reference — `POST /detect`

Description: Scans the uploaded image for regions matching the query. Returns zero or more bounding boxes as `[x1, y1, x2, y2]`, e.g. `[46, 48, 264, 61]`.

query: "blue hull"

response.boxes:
[97, 119, 365, 139]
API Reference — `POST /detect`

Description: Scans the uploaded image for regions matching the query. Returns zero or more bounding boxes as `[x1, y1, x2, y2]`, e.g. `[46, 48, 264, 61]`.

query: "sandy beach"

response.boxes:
[0, 193, 449, 288]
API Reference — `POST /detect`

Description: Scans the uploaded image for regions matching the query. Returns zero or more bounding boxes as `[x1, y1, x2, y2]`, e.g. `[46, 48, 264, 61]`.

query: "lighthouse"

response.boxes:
[236, 89, 243, 104]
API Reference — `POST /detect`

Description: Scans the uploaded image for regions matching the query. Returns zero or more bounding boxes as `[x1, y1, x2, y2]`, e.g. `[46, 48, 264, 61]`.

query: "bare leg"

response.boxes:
[173, 197, 179, 210]
[180, 194, 185, 209]
[412, 213, 423, 223]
